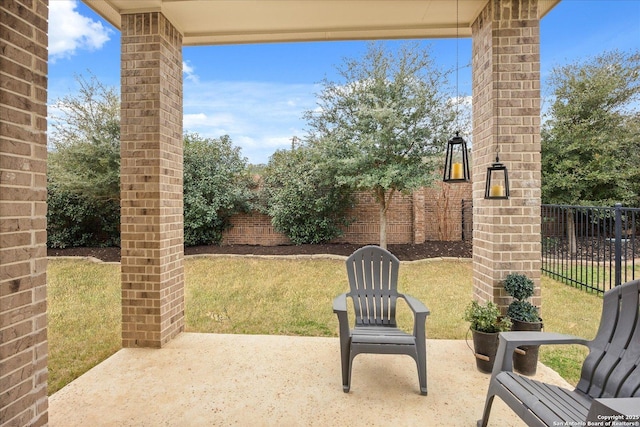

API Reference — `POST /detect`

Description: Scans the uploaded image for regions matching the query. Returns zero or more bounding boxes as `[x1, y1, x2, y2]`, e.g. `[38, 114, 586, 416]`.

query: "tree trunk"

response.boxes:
[380, 203, 387, 249]
[375, 187, 393, 250]
[567, 208, 577, 255]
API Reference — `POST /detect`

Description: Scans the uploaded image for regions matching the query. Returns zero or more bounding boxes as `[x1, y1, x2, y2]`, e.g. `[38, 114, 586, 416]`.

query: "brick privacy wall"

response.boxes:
[120, 12, 185, 348]
[223, 212, 292, 246]
[424, 182, 473, 242]
[471, 0, 541, 310]
[334, 191, 414, 245]
[0, 1, 49, 425]
[222, 182, 472, 246]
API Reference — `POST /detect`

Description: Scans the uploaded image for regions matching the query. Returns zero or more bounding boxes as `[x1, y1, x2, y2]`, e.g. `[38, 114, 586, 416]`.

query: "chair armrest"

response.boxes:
[333, 293, 348, 314]
[398, 293, 431, 316]
[399, 293, 430, 340]
[333, 293, 350, 340]
[492, 332, 590, 375]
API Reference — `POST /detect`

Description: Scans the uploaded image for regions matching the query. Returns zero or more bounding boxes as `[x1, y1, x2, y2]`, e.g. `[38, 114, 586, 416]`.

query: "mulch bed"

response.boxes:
[48, 241, 472, 263]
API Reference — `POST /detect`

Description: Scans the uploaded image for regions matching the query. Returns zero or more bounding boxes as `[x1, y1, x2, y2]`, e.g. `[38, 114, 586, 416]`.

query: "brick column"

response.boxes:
[0, 1, 49, 425]
[120, 12, 185, 348]
[471, 0, 542, 309]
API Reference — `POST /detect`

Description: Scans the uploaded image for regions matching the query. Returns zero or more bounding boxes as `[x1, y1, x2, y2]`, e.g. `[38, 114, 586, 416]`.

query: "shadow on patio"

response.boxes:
[48, 333, 570, 426]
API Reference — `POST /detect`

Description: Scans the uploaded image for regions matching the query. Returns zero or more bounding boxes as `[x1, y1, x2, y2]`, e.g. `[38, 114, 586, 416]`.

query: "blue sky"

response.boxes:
[48, 0, 640, 164]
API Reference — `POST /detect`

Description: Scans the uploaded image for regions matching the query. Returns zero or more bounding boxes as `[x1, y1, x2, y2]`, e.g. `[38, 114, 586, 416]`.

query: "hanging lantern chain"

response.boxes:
[455, 0, 459, 132]
[484, 28, 510, 200]
[442, 0, 470, 184]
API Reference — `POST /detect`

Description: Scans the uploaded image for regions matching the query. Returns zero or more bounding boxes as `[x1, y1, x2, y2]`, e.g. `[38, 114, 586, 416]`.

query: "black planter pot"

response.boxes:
[511, 318, 543, 376]
[471, 329, 500, 374]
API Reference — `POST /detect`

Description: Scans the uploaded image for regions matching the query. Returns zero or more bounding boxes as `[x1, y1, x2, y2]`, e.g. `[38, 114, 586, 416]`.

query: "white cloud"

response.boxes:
[49, 0, 112, 62]
[264, 136, 295, 148]
[183, 61, 199, 83]
[183, 79, 318, 164]
[184, 112, 208, 125]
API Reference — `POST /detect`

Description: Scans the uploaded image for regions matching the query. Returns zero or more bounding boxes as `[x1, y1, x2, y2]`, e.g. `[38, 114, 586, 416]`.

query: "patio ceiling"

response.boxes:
[83, 0, 560, 46]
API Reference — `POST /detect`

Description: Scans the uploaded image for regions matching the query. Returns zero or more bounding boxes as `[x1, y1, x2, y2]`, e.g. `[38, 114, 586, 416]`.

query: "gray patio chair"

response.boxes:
[333, 245, 430, 395]
[478, 279, 640, 427]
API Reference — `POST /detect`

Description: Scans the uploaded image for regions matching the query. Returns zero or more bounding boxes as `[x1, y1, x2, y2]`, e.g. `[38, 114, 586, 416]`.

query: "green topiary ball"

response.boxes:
[503, 273, 534, 301]
[506, 300, 540, 323]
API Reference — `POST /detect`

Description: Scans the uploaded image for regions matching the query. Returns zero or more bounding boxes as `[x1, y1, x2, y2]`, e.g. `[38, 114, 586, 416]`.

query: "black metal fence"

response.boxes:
[541, 204, 640, 294]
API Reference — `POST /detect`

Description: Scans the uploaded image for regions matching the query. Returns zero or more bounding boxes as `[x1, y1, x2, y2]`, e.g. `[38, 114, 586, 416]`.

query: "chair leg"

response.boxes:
[342, 360, 351, 393]
[416, 341, 427, 395]
[477, 394, 495, 427]
[340, 341, 351, 393]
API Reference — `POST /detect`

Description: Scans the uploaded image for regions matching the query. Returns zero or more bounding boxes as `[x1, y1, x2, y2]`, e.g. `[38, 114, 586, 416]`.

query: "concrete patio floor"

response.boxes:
[48, 333, 572, 426]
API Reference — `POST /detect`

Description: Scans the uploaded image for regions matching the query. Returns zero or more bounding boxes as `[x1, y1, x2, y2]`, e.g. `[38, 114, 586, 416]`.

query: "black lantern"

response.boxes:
[484, 155, 509, 199]
[443, 132, 470, 183]
[443, 1, 470, 184]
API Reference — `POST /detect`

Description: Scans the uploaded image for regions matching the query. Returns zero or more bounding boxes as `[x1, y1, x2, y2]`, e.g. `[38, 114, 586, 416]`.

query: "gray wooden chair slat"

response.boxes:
[346, 258, 363, 323]
[333, 245, 430, 395]
[389, 258, 399, 322]
[607, 354, 640, 397]
[478, 279, 640, 427]
[599, 297, 640, 398]
[577, 289, 623, 393]
[581, 281, 639, 397]
[363, 252, 374, 321]
[375, 258, 385, 322]
[500, 372, 591, 425]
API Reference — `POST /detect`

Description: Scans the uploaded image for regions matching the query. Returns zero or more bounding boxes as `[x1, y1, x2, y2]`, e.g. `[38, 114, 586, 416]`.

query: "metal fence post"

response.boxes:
[461, 199, 464, 241]
[615, 203, 622, 287]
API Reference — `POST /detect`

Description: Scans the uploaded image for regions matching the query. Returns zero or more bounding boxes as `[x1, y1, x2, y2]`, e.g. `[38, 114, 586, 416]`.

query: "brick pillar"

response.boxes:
[0, 1, 49, 425]
[412, 189, 426, 244]
[120, 12, 185, 348]
[471, 0, 542, 310]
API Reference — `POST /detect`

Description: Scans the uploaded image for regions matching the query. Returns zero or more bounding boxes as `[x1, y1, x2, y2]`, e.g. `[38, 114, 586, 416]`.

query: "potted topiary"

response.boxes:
[503, 273, 543, 375]
[463, 300, 512, 374]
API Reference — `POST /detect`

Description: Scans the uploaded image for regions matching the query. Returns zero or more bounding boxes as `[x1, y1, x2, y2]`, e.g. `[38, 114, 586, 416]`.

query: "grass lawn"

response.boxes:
[47, 256, 603, 395]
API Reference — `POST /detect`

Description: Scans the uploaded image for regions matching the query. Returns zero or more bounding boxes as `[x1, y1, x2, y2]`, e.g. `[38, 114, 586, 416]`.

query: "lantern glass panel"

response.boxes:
[484, 162, 509, 199]
[443, 135, 470, 182]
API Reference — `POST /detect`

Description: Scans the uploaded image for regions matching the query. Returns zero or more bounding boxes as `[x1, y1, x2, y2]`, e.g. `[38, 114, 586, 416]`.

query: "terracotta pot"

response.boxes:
[471, 329, 500, 374]
[511, 318, 543, 376]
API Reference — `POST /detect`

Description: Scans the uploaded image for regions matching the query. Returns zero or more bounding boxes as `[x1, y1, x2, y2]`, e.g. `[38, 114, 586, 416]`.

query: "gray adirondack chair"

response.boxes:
[333, 245, 430, 395]
[478, 279, 640, 427]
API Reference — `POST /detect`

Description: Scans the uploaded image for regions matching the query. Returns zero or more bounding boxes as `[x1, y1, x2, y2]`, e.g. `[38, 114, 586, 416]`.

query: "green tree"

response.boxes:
[304, 42, 460, 248]
[49, 74, 120, 201]
[542, 50, 640, 207]
[47, 74, 121, 247]
[183, 133, 255, 246]
[261, 146, 353, 244]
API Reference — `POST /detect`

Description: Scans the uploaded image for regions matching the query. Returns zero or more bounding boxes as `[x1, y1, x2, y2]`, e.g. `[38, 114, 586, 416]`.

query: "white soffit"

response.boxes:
[83, 0, 560, 46]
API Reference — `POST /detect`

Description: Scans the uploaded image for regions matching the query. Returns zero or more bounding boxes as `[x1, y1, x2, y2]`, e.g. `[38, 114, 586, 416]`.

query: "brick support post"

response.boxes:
[120, 12, 185, 348]
[471, 0, 542, 310]
[0, 1, 49, 425]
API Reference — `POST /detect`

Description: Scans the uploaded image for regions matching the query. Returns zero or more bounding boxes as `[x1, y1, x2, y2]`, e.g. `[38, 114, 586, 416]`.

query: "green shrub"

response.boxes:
[503, 273, 535, 301]
[503, 273, 540, 322]
[506, 300, 540, 323]
[47, 182, 120, 248]
[261, 147, 353, 244]
[463, 300, 512, 333]
[183, 133, 255, 246]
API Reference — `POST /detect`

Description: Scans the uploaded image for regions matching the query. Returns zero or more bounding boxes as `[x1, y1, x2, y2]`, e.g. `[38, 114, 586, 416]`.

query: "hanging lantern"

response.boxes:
[484, 155, 509, 199]
[443, 1, 469, 184]
[443, 132, 470, 183]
